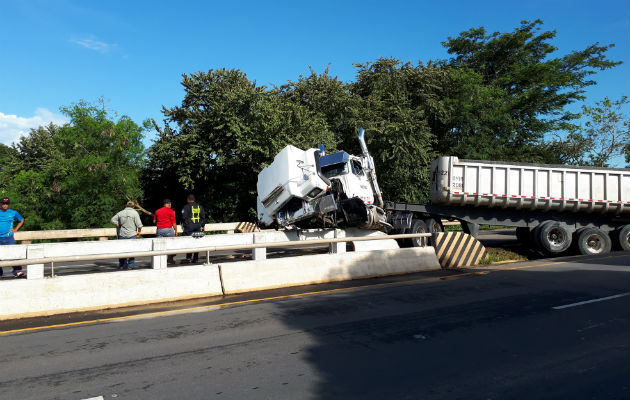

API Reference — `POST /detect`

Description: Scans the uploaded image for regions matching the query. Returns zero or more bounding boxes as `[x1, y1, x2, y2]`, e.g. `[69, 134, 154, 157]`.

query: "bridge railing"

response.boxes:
[12, 220, 458, 244]
[13, 222, 257, 243]
[0, 229, 432, 280]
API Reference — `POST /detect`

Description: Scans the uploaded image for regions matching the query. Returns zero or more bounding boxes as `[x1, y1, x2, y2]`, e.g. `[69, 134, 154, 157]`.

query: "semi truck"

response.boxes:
[256, 129, 630, 256]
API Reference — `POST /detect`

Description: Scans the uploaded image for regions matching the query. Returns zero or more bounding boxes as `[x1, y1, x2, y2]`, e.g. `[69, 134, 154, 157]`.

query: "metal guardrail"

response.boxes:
[13, 221, 458, 243]
[13, 223, 245, 243]
[0, 233, 433, 268]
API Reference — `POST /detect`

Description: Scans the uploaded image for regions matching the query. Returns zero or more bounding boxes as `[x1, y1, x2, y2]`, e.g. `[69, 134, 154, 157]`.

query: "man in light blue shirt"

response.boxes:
[0, 197, 25, 278]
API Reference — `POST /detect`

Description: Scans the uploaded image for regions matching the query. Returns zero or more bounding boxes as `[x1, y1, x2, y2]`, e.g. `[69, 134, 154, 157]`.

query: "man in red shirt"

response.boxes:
[154, 199, 178, 263]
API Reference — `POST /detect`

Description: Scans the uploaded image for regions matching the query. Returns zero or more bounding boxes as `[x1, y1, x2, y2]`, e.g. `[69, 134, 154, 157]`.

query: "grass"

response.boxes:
[479, 244, 541, 264]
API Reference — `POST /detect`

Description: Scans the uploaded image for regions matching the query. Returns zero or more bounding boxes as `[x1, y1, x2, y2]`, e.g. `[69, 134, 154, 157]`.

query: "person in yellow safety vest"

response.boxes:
[181, 194, 206, 264]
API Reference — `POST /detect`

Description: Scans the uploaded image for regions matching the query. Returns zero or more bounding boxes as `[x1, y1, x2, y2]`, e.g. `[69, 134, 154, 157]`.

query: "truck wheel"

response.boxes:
[424, 217, 443, 245]
[611, 225, 630, 251]
[575, 228, 612, 255]
[515, 227, 531, 245]
[536, 221, 572, 254]
[410, 219, 428, 247]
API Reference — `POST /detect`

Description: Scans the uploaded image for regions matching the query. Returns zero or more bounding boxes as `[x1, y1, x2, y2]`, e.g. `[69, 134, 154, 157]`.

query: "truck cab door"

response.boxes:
[346, 159, 375, 204]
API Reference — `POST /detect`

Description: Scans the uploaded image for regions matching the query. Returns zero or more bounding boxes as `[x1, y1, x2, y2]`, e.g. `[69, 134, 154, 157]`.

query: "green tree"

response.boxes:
[440, 19, 621, 161]
[350, 58, 437, 202]
[546, 97, 630, 167]
[579, 96, 630, 167]
[0, 102, 146, 230]
[277, 66, 362, 150]
[0, 143, 18, 176]
[148, 69, 336, 221]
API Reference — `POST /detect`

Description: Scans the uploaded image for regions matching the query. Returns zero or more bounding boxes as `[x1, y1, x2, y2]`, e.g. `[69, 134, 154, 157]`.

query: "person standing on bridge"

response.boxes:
[0, 197, 25, 278]
[111, 201, 143, 269]
[154, 198, 177, 264]
[181, 194, 205, 264]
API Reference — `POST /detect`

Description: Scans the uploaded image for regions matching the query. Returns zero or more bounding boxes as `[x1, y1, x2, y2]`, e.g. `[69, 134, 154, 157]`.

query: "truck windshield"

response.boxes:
[321, 162, 348, 178]
[351, 159, 364, 176]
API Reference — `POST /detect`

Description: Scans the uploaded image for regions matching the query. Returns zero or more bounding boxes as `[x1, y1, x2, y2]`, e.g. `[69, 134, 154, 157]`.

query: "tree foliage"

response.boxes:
[545, 97, 630, 167]
[439, 19, 621, 161]
[146, 69, 337, 221]
[349, 58, 437, 202]
[0, 102, 146, 230]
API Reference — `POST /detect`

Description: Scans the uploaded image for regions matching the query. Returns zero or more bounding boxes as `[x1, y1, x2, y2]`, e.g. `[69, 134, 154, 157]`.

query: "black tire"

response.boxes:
[424, 217, 443, 245]
[409, 219, 428, 247]
[611, 225, 630, 251]
[515, 227, 531, 245]
[536, 221, 572, 254]
[391, 228, 409, 248]
[402, 227, 414, 247]
[530, 222, 547, 252]
[575, 228, 612, 255]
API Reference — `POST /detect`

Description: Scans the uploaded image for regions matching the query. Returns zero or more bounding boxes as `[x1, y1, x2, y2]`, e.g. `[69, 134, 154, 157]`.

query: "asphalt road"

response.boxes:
[1, 251, 628, 399]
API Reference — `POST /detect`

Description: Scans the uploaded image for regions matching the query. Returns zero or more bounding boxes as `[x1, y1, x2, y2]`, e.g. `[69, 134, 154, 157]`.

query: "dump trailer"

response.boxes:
[388, 157, 630, 256]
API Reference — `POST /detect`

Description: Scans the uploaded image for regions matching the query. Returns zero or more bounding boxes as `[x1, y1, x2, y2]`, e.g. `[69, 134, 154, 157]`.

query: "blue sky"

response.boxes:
[1, 0, 628, 151]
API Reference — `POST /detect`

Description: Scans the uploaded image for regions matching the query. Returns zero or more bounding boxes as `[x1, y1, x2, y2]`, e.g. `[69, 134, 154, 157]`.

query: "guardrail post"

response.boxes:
[151, 239, 168, 269]
[98, 236, 108, 241]
[252, 233, 266, 260]
[330, 229, 346, 254]
[26, 244, 45, 279]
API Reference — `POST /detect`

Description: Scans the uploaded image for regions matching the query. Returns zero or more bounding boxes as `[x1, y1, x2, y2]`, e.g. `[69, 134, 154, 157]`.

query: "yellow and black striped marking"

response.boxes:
[235, 222, 260, 233]
[432, 232, 486, 268]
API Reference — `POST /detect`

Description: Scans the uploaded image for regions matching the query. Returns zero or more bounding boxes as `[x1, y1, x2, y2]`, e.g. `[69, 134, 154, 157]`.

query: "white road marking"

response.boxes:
[81, 396, 104, 400]
[552, 293, 629, 310]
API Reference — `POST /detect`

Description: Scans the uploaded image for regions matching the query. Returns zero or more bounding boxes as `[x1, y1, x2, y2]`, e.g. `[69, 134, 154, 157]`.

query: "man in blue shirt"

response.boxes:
[0, 197, 25, 278]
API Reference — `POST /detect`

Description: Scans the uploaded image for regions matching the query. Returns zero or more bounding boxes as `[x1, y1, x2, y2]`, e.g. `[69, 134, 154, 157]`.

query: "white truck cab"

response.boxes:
[320, 152, 375, 205]
[256, 128, 390, 230]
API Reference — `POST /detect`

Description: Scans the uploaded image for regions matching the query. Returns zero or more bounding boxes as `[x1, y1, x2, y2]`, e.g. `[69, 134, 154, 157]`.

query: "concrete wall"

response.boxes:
[220, 247, 440, 294]
[0, 264, 223, 320]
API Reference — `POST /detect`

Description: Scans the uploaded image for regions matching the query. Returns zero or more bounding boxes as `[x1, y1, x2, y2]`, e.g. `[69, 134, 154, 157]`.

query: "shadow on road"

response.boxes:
[272, 258, 629, 399]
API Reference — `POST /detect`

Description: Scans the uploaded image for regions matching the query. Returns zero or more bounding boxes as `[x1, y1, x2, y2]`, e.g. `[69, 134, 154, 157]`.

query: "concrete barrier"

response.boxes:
[219, 247, 440, 294]
[0, 230, 438, 320]
[0, 244, 27, 260]
[0, 264, 223, 320]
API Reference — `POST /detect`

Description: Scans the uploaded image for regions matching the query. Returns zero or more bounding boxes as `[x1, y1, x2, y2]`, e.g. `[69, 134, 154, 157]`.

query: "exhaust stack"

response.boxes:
[358, 127, 384, 208]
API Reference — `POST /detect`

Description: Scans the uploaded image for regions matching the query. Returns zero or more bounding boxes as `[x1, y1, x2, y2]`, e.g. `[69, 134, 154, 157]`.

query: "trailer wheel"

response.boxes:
[535, 221, 572, 254]
[575, 228, 611, 255]
[424, 217, 443, 245]
[515, 227, 531, 245]
[611, 225, 630, 251]
[410, 219, 428, 247]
